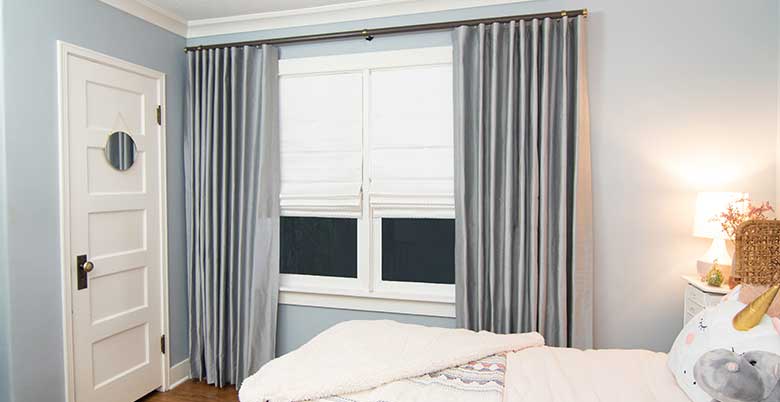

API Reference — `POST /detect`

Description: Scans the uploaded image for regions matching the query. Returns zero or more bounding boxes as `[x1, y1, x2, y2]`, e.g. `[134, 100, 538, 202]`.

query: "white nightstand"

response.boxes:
[682, 275, 729, 324]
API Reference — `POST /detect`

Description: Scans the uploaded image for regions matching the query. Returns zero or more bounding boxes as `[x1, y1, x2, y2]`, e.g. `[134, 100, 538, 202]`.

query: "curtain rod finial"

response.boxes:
[583, 9, 589, 17]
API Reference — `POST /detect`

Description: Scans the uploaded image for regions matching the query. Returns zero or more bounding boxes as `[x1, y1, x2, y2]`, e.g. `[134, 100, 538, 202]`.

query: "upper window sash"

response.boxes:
[278, 46, 454, 217]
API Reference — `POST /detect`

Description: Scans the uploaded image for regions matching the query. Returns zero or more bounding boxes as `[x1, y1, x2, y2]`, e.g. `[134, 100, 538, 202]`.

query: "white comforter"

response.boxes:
[238, 320, 544, 402]
[239, 321, 690, 402]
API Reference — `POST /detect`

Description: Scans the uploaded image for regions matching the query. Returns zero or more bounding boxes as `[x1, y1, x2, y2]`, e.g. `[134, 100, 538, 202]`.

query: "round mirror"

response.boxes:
[104, 131, 137, 171]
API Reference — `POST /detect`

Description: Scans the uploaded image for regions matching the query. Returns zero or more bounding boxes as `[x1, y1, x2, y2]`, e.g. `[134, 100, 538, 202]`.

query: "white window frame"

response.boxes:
[278, 47, 455, 318]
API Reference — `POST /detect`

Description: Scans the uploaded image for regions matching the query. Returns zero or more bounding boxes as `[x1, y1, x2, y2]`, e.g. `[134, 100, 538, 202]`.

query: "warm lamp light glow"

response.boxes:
[692, 191, 746, 280]
[692, 192, 747, 239]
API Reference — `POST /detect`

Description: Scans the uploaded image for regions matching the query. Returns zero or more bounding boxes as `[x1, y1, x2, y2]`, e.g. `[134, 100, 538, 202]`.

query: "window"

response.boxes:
[280, 217, 357, 278]
[381, 218, 455, 285]
[278, 47, 455, 317]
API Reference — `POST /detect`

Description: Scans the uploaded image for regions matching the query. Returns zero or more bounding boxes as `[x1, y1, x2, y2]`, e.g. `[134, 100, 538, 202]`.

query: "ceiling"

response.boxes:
[143, 0, 380, 21]
[102, 0, 530, 38]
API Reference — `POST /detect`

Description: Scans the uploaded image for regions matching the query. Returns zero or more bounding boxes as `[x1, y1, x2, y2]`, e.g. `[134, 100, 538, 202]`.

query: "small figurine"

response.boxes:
[706, 260, 724, 288]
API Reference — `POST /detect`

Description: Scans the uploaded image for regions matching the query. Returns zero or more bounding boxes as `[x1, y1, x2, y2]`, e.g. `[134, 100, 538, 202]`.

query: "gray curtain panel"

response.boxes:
[185, 45, 280, 387]
[453, 16, 593, 348]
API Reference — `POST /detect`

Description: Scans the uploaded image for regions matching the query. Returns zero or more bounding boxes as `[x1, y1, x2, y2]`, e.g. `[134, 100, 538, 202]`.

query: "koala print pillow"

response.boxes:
[668, 286, 780, 402]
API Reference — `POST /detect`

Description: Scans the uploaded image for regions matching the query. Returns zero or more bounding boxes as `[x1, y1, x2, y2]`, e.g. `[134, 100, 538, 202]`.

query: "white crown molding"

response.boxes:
[100, 0, 188, 37]
[187, 0, 533, 38]
[101, 0, 534, 39]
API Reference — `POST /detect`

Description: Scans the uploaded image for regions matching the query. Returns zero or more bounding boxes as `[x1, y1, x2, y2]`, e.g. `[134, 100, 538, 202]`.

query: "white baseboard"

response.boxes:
[169, 358, 191, 390]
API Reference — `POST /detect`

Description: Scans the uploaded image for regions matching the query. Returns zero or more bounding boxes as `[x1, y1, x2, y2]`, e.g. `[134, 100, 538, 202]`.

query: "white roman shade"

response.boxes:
[368, 63, 454, 218]
[279, 47, 454, 219]
[279, 72, 363, 217]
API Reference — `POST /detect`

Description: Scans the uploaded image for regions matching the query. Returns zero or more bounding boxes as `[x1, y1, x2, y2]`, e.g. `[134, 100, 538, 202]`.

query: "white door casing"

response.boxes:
[58, 42, 170, 402]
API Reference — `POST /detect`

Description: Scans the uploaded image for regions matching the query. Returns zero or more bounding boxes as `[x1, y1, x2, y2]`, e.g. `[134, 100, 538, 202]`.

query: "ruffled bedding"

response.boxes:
[314, 354, 507, 402]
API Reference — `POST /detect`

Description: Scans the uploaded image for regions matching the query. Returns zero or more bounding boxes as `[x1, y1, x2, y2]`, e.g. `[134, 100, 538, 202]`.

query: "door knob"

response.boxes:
[83, 261, 95, 273]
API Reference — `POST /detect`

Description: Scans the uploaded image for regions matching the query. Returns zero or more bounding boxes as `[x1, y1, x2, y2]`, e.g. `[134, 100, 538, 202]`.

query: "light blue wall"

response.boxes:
[192, 0, 780, 354]
[1, 1, 187, 401]
[276, 305, 456, 354]
[0, 1, 11, 400]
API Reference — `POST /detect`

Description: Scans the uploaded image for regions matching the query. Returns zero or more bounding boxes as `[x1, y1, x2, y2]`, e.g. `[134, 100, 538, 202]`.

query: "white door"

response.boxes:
[61, 43, 168, 402]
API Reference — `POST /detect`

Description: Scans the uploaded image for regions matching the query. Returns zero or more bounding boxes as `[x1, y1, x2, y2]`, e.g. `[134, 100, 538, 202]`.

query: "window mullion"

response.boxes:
[359, 67, 373, 293]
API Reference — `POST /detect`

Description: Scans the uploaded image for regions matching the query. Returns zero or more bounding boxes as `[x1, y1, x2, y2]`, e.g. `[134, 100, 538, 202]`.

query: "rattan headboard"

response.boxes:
[733, 219, 780, 285]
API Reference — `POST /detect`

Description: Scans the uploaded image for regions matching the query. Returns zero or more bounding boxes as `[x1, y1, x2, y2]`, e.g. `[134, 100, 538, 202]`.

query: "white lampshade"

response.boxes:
[692, 192, 747, 239]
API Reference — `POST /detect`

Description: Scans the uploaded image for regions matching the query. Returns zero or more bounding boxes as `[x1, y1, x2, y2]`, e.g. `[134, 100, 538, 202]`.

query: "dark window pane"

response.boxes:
[381, 218, 455, 284]
[280, 217, 357, 278]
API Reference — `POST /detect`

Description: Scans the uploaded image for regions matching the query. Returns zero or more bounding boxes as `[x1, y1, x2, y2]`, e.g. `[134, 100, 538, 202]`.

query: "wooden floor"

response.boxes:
[140, 381, 238, 402]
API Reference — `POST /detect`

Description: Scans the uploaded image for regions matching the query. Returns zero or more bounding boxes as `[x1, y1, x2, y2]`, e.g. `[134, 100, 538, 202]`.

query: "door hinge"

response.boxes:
[156, 105, 162, 126]
[160, 334, 166, 354]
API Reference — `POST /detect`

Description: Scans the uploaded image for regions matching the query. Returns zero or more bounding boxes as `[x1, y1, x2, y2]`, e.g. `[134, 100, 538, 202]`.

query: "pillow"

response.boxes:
[740, 284, 780, 317]
[667, 286, 780, 402]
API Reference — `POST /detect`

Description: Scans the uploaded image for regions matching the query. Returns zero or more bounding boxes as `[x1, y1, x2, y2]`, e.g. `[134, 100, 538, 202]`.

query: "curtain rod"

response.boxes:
[184, 9, 587, 52]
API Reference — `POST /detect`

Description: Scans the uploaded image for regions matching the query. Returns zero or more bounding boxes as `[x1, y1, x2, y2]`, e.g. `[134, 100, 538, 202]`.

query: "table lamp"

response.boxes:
[692, 192, 746, 280]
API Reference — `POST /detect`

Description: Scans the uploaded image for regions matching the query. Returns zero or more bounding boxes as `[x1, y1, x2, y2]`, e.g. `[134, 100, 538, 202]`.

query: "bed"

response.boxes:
[239, 218, 780, 402]
[238, 320, 692, 402]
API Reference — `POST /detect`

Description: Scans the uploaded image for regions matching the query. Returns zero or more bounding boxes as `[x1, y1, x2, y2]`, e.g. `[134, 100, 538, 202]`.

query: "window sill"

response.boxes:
[279, 286, 455, 318]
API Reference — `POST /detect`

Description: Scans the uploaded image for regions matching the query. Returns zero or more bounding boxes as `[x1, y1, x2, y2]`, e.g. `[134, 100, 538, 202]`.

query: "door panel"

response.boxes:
[87, 148, 145, 194]
[65, 48, 165, 402]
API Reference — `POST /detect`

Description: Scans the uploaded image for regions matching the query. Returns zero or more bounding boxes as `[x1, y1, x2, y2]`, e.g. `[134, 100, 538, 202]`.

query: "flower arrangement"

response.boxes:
[714, 197, 774, 240]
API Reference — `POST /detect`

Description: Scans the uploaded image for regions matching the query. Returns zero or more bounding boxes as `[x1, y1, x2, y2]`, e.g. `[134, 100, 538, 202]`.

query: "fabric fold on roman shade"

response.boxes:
[279, 72, 363, 217]
[185, 44, 280, 387]
[453, 16, 593, 348]
[367, 61, 455, 218]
